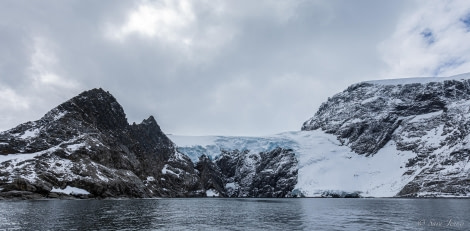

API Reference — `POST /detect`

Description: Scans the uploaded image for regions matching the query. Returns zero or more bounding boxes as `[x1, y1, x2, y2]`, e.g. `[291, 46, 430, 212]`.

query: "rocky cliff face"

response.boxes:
[215, 148, 297, 198]
[0, 88, 298, 199]
[302, 74, 470, 197]
[0, 88, 200, 199]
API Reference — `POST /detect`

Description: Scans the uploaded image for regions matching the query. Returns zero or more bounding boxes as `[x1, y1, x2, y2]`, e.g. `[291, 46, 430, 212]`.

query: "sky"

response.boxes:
[1, 0, 470, 136]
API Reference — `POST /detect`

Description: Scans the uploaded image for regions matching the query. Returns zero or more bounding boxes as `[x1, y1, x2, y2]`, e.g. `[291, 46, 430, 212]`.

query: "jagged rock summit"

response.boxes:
[0, 88, 200, 199]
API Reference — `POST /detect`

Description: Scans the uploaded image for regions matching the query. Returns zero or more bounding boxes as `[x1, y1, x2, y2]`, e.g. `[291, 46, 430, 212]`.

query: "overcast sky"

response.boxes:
[1, 0, 470, 136]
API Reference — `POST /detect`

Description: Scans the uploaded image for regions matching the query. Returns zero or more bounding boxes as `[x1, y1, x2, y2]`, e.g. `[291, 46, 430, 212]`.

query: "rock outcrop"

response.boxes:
[214, 147, 298, 198]
[195, 155, 226, 197]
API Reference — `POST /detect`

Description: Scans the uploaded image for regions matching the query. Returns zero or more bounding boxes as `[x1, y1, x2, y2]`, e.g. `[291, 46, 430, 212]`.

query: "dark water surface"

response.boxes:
[0, 198, 469, 230]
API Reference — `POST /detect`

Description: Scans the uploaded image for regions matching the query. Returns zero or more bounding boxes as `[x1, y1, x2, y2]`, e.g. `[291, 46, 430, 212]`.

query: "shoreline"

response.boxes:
[1, 191, 469, 201]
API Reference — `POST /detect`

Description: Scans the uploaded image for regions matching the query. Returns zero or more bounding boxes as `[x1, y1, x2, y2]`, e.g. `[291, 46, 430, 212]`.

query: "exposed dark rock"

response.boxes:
[251, 148, 298, 197]
[321, 191, 362, 198]
[214, 147, 298, 198]
[195, 155, 226, 197]
[0, 191, 44, 200]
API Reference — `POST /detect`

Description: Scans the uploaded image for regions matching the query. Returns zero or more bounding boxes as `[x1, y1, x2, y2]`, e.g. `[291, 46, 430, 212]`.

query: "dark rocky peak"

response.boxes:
[132, 116, 161, 131]
[0, 88, 172, 156]
[130, 116, 174, 153]
[136, 116, 167, 140]
[0, 88, 130, 154]
[141, 115, 157, 126]
[56, 88, 128, 131]
[0, 88, 206, 198]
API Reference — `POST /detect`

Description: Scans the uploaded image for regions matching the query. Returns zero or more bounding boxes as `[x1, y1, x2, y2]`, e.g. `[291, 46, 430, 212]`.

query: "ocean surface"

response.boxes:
[0, 198, 469, 230]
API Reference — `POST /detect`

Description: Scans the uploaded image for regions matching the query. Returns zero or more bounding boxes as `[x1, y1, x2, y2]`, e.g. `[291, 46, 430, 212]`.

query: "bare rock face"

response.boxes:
[195, 155, 226, 197]
[214, 147, 298, 198]
[302, 76, 470, 197]
[0, 88, 201, 198]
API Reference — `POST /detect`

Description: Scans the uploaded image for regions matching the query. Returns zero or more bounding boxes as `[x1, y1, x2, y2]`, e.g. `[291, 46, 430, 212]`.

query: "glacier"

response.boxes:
[170, 130, 415, 197]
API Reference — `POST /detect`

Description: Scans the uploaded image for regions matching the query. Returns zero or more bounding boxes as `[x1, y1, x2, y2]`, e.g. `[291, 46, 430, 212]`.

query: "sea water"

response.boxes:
[0, 198, 468, 230]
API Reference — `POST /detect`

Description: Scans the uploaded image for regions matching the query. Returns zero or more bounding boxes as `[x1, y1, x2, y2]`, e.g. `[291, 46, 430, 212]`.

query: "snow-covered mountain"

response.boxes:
[172, 73, 470, 198]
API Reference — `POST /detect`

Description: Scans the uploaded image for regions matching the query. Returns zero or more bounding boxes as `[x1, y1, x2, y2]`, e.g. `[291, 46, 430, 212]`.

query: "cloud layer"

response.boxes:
[380, 0, 470, 78]
[1, 0, 469, 135]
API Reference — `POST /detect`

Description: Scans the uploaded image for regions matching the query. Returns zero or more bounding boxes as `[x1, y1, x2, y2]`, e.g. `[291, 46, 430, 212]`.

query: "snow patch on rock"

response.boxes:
[19, 128, 40, 139]
[206, 189, 219, 197]
[51, 186, 90, 195]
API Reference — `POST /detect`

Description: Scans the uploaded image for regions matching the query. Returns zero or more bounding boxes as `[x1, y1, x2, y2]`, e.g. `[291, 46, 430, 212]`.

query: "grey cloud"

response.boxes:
[1, 0, 448, 136]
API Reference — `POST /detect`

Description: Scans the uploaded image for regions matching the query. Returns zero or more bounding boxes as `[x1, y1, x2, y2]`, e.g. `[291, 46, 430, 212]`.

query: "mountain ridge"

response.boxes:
[3, 72, 470, 199]
[0, 88, 200, 198]
[0, 88, 297, 199]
